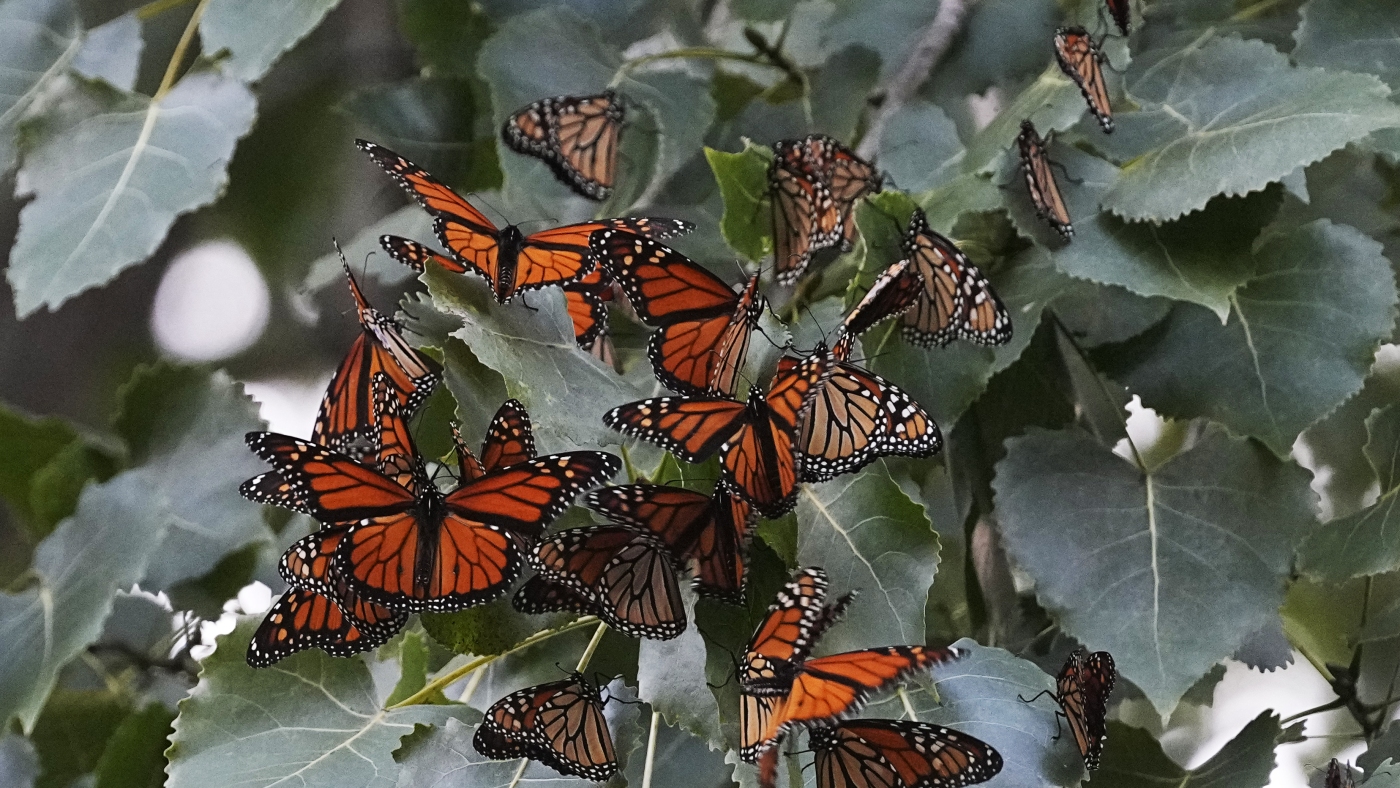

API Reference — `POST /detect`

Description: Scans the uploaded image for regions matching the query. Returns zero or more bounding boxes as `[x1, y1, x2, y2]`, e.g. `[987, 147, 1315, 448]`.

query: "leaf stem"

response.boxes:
[388, 616, 600, 709]
[897, 686, 919, 720]
[641, 710, 661, 788]
[576, 620, 609, 673]
[155, 0, 211, 100]
[506, 758, 529, 788]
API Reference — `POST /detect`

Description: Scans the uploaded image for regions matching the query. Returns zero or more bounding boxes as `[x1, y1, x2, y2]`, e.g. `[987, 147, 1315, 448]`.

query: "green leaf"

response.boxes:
[1294, 0, 1400, 90]
[0, 0, 80, 174]
[27, 437, 119, 538]
[476, 7, 623, 214]
[7, 71, 257, 316]
[993, 428, 1315, 718]
[425, 265, 648, 451]
[421, 596, 551, 657]
[1301, 405, 1400, 580]
[1002, 143, 1274, 318]
[705, 142, 772, 262]
[1361, 727, 1400, 776]
[637, 591, 721, 746]
[1102, 219, 1397, 456]
[166, 617, 470, 788]
[731, 0, 798, 22]
[869, 244, 1069, 428]
[112, 366, 271, 591]
[393, 717, 590, 788]
[0, 733, 39, 788]
[794, 466, 939, 652]
[1095, 712, 1289, 788]
[961, 64, 1087, 174]
[396, 0, 495, 78]
[823, 0, 940, 81]
[877, 100, 964, 194]
[30, 688, 131, 788]
[385, 631, 437, 707]
[1105, 35, 1400, 222]
[343, 77, 499, 194]
[809, 46, 879, 142]
[621, 716, 732, 788]
[0, 403, 108, 538]
[0, 472, 171, 731]
[200, 0, 343, 84]
[71, 13, 141, 92]
[850, 641, 1088, 788]
[91, 703, 175, 788]
[1051, 281, 1172, 349]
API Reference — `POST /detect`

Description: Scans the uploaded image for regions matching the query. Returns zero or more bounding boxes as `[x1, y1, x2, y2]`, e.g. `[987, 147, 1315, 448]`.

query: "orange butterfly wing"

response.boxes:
[604, 397, 749, 462]
[380, 234, 468, 274]
[502, 91, 623, 200]
[479, 398, 538, 472]
[1055, 27, 1113, 133]
[247, 587, 403, 667]
[242, 434, 415, 522]
[810, 720, 1003, 788]
[758, 646, 962, 747]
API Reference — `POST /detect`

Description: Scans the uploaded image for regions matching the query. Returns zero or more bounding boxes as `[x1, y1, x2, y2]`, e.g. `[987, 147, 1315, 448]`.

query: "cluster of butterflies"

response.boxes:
[237, 3, 1135, 780]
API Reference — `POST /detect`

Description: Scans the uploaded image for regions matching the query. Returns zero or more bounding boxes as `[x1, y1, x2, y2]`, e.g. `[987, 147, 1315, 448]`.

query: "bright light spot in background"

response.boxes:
[187, 581, 273, 661]
[245, 377, 331, 436]
[151, 240, 269, 362]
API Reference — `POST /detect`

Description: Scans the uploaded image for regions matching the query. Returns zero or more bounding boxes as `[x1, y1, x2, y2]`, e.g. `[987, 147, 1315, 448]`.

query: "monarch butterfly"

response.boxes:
[770, 135, 880, 283]
[382, 234, 622, 363]
[1105, 0, 1129, 35]
[519, 524, 686, 640]
[248, 525, 408, 667]
[1015, 121, 1073, 240]
[899, 209, 1012, 348]
[585, 482, 753, 603]
[473, 673, 618, 781]
[809, 719, 1004, 788]
[1054, 28, 1112, 133]
[1326, 759, 1355, 788]
[776, 340, 942, 483]
[838, 259, 923, 343]
[244, 399, 619, 612]
[603, 345, 832, 518]
[740, 568, 962, 762]
[502, 91, 623, 201]
[298, 258, 441, 473]
[1023, 649, 1116, 769]
[590, 229, 765, 397]
[358, 139, 690, 303]
[451, 399, 537, 482]
[740, 568, 855, 761]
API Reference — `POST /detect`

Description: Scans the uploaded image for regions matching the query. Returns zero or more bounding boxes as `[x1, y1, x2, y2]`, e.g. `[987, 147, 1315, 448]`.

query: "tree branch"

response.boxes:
[858, 0, 974, 159]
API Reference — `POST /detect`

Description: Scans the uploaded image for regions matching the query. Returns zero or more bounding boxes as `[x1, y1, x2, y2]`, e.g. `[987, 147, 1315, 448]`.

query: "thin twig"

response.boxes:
[897, 686, 919, 721]
[155, 0, 211, 100]
[857, 0, 974, 158]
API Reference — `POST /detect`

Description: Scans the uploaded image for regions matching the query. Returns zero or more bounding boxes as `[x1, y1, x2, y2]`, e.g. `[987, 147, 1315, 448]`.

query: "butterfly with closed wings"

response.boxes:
[474, 673, 618, 780]
[1021, 648, 1117, 770]
[809, 719, 1004, 788]
[516, 523, 687, 640]
[584, 482, 752, 603]
[1016, 121, 1074, 240]
[502, 90, 623, 201]
[770, 135, 881, 283]
[1054, 27, 1113, 133]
